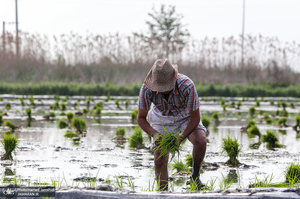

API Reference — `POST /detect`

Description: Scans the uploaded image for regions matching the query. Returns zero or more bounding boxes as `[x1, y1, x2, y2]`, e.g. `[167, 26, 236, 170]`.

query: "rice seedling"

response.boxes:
[5, 120, 17, 133]
[170, 160, 190, 174]
[285, 163, 300, 185]
[115, 127, 126, 137]
[270, 101, 274, 106]
[50, 101, 60, 110]
[5, 102, 11, 111]
[64, 131, 78, 138]
[262, 130, 284, 149]
[236, 100, 242, 109]
[54, 95, 60, 102]
[66, 112, 74, 123]
[128, 126, 144, 148]
[125, 100, 130, 109]
[221, 136, 242, 167]
[26, 108, 33, 127]
[0, 113, 3, 126]
[60, 103, 67, 111]
[201, 116, 210, 129]
[290, 102, 295, 108]
[248, 173, 275, 188]
[1, 133, 19, 160]
[115, 99, 121, 109]
[72, 117, 87, 134]
[19, 96, 25, 106]
[49, 112, 56, 118]
[86, 99, 91, 111]
[153, 121, 181, 160]
[276, 117, 288, 127]
[212, 112, 219, 124]
[185, 154, 193, 169]
[281, 101, 287, 110]
[256, 101, 260, 107]
[73, 102, 79, 109]
[94, 107, 102, 117]
[248, 106, 256, 117]
[266, 117, 273, 125]
[131, 109, 138, 123]
[247, 125, 261, 138]
[93, 101, 103, 110]
[29, 95, 35, 106]
[58, 119, 68, 129]
[218, 173, 233, 190]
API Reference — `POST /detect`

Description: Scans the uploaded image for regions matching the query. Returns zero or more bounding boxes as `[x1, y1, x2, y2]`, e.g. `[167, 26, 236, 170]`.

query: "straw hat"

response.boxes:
[144, 59, 178, 92]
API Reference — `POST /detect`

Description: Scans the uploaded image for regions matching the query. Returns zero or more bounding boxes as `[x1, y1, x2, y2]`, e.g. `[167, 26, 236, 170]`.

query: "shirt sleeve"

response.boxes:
[185, 81, 200, 112]
[138, 83, 152, 110]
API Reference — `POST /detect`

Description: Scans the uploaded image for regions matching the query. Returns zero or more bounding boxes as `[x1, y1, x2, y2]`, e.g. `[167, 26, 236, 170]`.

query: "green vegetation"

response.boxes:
[131, 109, 138, 122]
[64, 131, 78, 138]
[58, 119, 69, 129]
[1, 133, 19, 160]
[5, 102, 11, 111]
[128, 127, 144, 148]
[249, 106, 256, 117]
[277, 117, 288, 127]
[66, 112, 74, 123]
[247, 125, 261, 138]
[201, 116, 210, 129]
[262, 130, 283, 149]
[285, 163, 300, 185]
[154, 123, 181, 160]
[185, 154, 193, 169]
[0, 113, 3, 126]
[221, 136, 242, 167]
[72, 117, 87, 133]
[115, 128, 126, 137]
[5, 120, 17, 133]
[170, 160, 190, 174]
[0, 82, 300, 97]
[94, 107, 102, 117]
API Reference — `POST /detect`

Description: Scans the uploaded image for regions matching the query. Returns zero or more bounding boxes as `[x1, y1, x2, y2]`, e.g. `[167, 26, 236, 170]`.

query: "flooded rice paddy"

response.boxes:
[0, 95, 299, 192]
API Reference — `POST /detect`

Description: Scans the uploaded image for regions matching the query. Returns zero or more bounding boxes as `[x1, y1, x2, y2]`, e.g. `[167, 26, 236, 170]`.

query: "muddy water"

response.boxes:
[0, 95, 299, 192]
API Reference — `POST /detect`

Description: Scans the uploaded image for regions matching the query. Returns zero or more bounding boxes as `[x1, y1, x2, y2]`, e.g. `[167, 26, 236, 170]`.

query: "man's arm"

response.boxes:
[137, 108, 158, 137]
[179, 108, 201, 144]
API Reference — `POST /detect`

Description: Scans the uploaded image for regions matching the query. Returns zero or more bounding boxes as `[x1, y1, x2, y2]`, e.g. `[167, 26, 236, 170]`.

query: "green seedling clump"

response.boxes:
[249, 106, 256, 117]
[131, 109, 138, 122]
[221, 136, 242, 167]
[201, 116, 210, 129]
[285, 163, 300, 185]
[277, 117, 288, 127]
[247, 125, 261, 138]
[115, 128, 126, 137]
[66, 112, 74, 123]
[60, 103, 67, 111]
[5, 120, 17, 133]
[0, 113, 3, 126]
[5, 102, 11, 111]
[58, 119, 69, 129]
[262, 130, 283, 149]
[94, 107, 102, 117]
[170, 160, 190, 174]
[129, 127, 144, 148]
[154, 122, 182, 160]
[185, 154, 193, 168]
[72, 117, 87, 133]
[1, 133, 19, 160]
[64, 131, 78, 138]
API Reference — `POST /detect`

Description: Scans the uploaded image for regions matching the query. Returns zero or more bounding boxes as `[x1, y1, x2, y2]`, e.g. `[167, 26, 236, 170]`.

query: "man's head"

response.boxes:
[144, 59, 178, 92]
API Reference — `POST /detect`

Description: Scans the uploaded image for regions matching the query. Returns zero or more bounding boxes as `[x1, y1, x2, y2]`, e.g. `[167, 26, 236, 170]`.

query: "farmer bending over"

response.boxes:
[137, 59, 207, 191]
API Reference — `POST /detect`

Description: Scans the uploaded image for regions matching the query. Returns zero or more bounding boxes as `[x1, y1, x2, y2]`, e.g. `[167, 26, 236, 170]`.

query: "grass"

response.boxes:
[1, 133, 19, 160]
[285, 163, 300, 185]
[221, 136, 242, 167]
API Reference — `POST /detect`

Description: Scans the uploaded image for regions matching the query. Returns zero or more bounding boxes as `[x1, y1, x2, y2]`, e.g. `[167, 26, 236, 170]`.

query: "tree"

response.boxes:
[137, 5, 190, 60]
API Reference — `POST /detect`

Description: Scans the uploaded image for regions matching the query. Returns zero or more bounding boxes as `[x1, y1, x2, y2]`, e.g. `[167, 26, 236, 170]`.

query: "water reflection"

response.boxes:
[226, 169, 238, 183]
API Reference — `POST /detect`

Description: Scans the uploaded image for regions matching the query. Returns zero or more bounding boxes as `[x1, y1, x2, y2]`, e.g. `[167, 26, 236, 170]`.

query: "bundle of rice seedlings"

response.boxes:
[94, 107, 102, 117]
[115, 127, 126, 137]
[262, 130, 284, 149]
[1, 133, 19, 160]
[170, 160, 190, 174]
[247, 125, 261, 138]
[277, 117, 288, 127]
[0, 113, 3, 126]
[131, 109, 138, 122]
[72, 117, 87, 133]
[128, 126, 144, 148]
[154, 122, 181, 160]
[221, 136, 242, 167]
[66, 112, 74, 123]
[285, 163, 300, 185]
[249, 106, 256, 117]
[64, 131, 78, 138]
[201, 117, 210, 129]
[5, 103, 11, 111]
[58, 119, 68, 129]
[5, 120, 17, 133]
